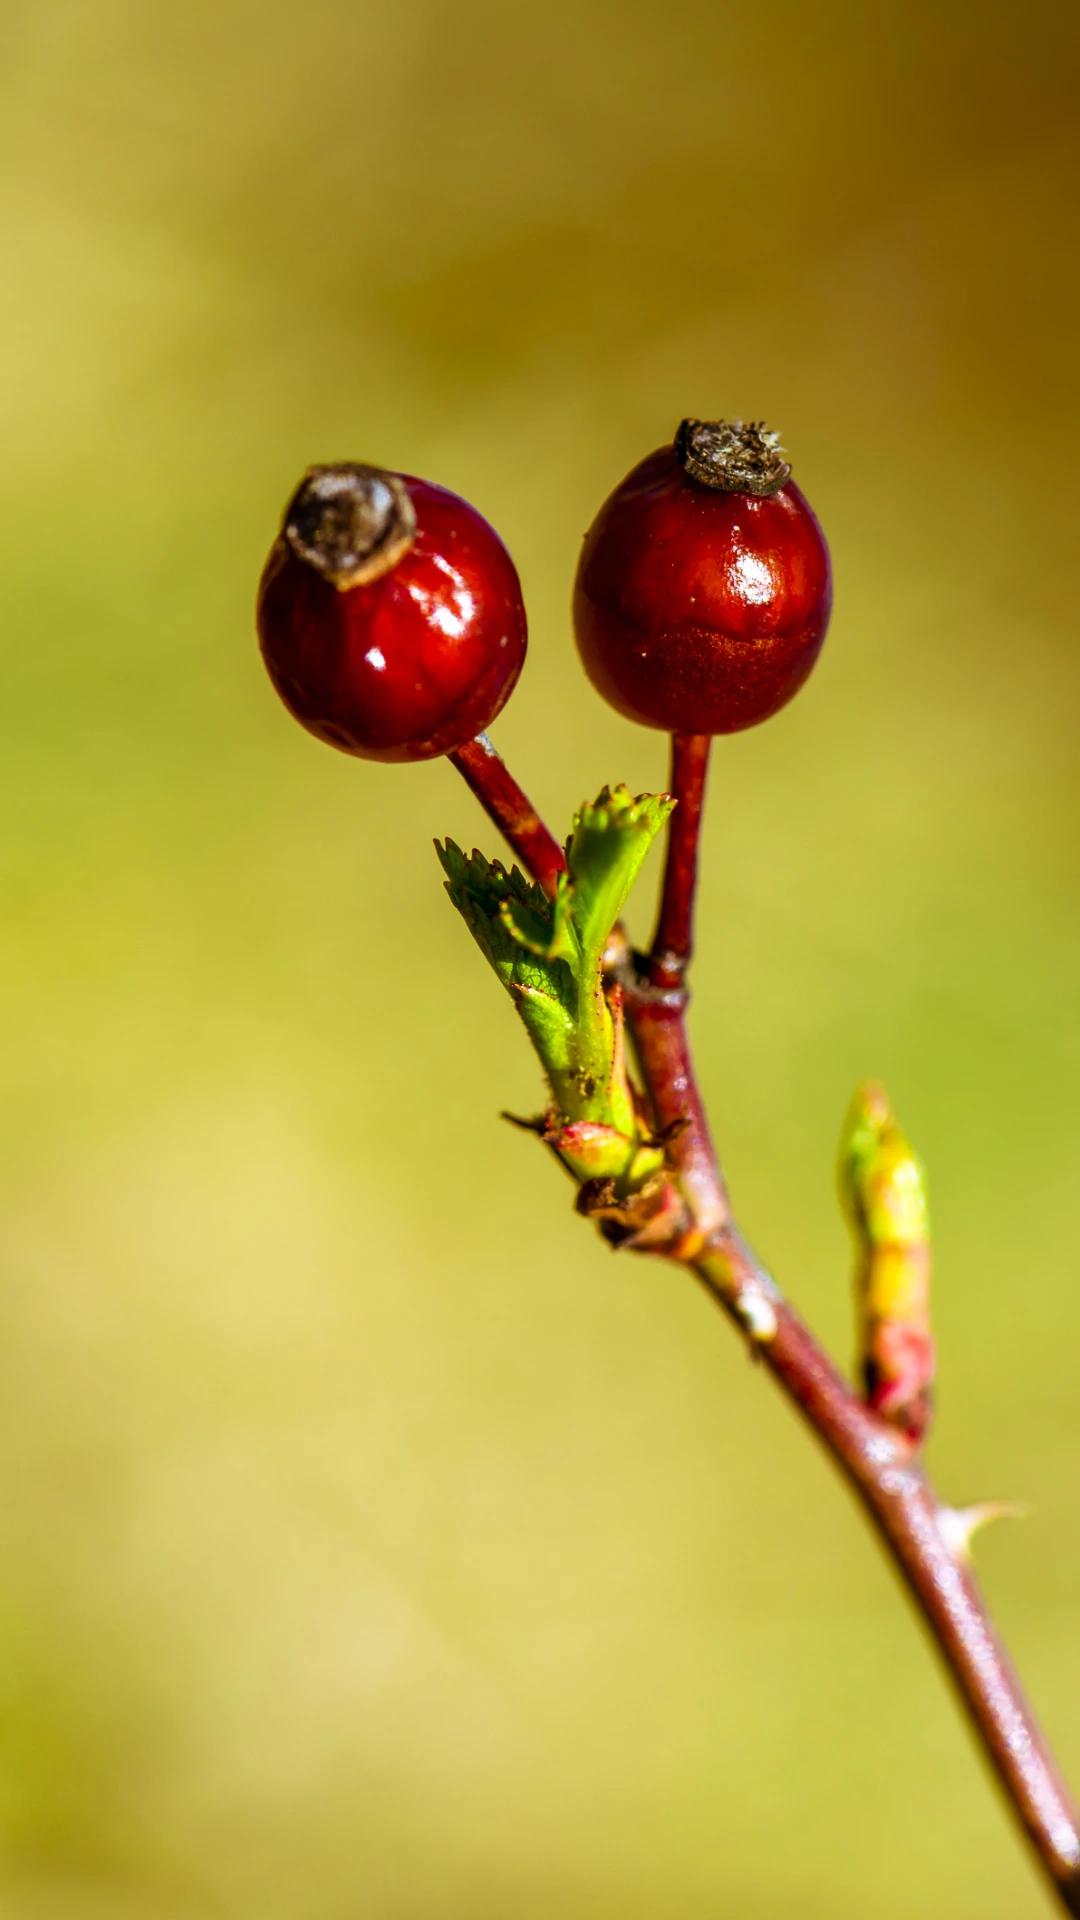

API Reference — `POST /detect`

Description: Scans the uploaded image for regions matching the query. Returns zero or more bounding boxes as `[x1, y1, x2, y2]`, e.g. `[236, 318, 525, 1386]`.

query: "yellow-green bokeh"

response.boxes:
[1, 2, 1079, 1913]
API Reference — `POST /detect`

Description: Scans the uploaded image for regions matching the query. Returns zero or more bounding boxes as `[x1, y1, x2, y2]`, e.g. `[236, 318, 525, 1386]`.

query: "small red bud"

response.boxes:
[257, 464, 527, 762]
[572, 419, 832, 735]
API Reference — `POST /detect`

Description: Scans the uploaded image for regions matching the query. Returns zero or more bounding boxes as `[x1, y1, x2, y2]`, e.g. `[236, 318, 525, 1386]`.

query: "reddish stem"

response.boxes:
[445, 737, 1080, 1914]
[620, 971, 729, 1241]
[649, 732, 712, 989]
[449, 734, 566, 898]
[695, 1229, 1080, 1912]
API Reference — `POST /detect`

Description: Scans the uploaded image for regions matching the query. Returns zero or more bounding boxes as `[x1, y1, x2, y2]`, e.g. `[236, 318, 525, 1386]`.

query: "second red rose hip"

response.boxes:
[573, 418, 831, 735]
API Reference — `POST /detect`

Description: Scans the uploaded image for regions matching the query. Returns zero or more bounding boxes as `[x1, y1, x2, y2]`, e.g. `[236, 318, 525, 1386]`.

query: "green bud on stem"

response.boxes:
[838, 1081, 933, 1444]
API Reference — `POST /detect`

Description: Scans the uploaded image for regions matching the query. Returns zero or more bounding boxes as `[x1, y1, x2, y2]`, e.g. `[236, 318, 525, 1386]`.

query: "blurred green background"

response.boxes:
[0, 1, 1078, 1913]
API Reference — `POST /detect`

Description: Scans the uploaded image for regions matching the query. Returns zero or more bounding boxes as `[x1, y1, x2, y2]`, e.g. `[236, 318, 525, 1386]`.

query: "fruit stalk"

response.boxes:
[649, 731, 712, 989]
[449, 735, 567, 899]
[447, 736, 1080, 1917]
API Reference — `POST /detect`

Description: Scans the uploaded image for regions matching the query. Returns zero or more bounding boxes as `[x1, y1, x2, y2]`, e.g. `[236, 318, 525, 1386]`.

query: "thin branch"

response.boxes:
[694, 1228, 1080, 1914]
[446, 734, 1080, 1916]
[649, 732, 712, 989]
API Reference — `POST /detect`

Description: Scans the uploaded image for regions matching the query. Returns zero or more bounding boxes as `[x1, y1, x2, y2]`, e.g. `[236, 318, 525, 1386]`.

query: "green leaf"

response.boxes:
[436, 840, 576, 1015]
[499, 875, 577, 963]
[511, 983, 575, 1077]
[437, 787, 672, 1170]
[566, 786, 674, 981]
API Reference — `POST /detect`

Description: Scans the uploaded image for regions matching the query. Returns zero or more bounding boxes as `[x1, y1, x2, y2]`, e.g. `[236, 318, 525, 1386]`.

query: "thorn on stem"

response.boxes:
[937, 1501, 1029, 1565]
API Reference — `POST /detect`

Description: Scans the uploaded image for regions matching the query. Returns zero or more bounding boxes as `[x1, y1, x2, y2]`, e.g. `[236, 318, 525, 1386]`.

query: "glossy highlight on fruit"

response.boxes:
[573, 418, 832, 735]
[257, 463, 527, 762]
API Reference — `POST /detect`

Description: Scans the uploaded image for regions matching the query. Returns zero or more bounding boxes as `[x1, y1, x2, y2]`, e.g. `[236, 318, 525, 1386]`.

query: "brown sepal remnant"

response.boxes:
[575, 1172, 690, 1253]
[282, 464, 417, 589]
[674, 417, 791, 496]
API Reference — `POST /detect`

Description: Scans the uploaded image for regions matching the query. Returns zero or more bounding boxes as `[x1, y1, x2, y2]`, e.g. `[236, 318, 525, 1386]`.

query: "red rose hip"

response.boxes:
[572, 418, 831, 734]
[257, 463, 527, 762]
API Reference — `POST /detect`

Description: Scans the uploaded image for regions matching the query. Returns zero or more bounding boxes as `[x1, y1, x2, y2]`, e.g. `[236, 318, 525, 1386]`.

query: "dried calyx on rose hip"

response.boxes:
[257, 463, 527, 762]
[572, 417, 832, 734]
